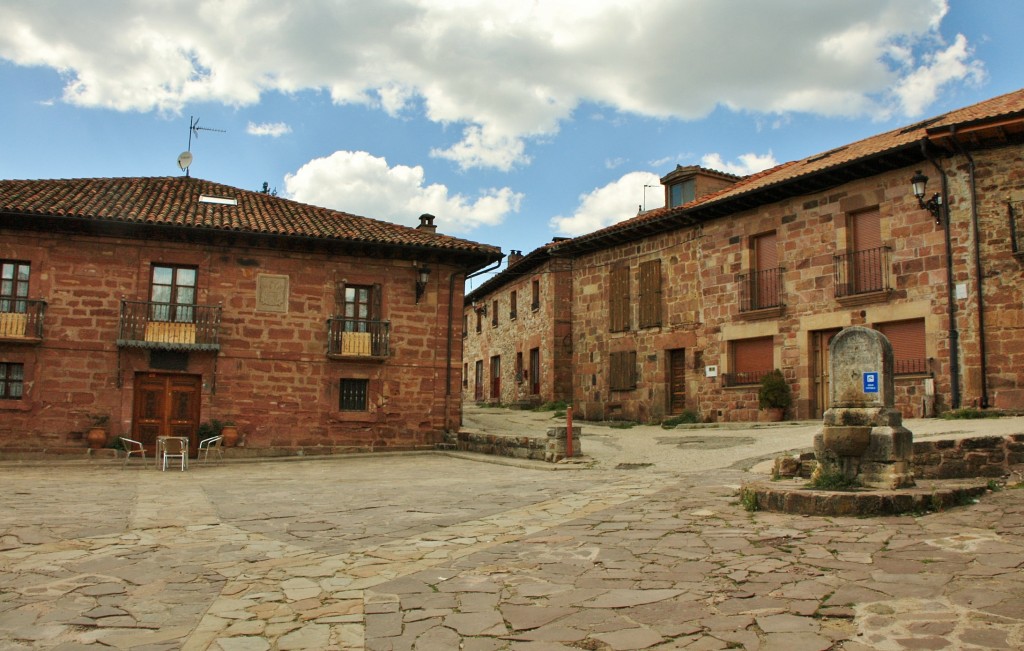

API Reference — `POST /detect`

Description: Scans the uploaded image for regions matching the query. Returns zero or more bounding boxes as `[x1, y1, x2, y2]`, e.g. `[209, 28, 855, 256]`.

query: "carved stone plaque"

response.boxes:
[256, 274, 289, 313]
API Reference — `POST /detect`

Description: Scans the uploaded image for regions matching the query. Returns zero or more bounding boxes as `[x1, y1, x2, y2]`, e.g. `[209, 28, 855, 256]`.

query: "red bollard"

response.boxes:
[566, 406, 574, 458]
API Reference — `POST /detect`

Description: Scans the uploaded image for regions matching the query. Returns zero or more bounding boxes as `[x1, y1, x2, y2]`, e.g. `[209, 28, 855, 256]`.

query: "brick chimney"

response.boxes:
[507, 250, 523, 267]
[417, 214, 437, 233]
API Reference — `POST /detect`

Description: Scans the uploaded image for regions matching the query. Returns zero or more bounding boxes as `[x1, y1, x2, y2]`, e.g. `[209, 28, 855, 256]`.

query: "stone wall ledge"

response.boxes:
[742, 479, 991, 516]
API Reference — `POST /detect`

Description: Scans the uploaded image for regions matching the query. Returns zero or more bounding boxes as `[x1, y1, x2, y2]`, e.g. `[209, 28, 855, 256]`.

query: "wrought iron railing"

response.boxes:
[0, 299, 46, 339]
[327, 317, 390, 358]
[117, 300, 222, 350]
[894, 358, 930, 375]
[738, 268, 784, 312]
[721, 370, 771, 387]
[834, 246, 891, 298]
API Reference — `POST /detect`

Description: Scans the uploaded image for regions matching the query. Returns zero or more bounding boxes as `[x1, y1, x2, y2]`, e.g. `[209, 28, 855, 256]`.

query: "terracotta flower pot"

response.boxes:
[86, 427, 108, 450]
[221, 425, 239, 447]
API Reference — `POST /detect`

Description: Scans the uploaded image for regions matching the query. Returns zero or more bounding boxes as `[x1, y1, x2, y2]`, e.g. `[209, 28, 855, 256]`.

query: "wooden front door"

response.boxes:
[811, 329, 842, 419]
[668, 349, 686, 414]
[132, 373, 201, 455]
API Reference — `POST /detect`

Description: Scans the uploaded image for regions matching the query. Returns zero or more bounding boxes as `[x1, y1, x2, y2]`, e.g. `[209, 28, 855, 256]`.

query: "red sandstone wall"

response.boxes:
[0, 229, 465, 451]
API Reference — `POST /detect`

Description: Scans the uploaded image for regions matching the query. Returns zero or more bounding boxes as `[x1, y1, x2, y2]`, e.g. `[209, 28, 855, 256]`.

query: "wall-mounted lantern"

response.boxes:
[911, 170, 943, 224]
[415, 267, 431, 303]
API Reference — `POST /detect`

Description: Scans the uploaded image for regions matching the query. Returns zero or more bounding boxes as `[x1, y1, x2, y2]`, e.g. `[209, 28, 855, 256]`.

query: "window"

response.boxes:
[340, 284, 383, 332]
[726, 337, 774, 386]
[463, 363, 469, 388]
[476, 310, 482, 333]
[510, 291, 517, 319]
[531, 279, 540, 311]
[740, 232, 782, 311]
[876, 319, 928, 375]
[0, 261, 30, 313]
[836, 209, 890, 298]
[339, 379, 369, 411]
[668, 179, 695, 208]
[638, 259, 662, 328]
[151, 264, 196, 322]
[491, 299, 499, 327]
[609, 264, 630, 332]
[463, 314, 468, 338]
[515, 352, 524, 384]
[0, 362, 24, 400]
[609, 351, 637, 391]
[490, 355, 501, 399]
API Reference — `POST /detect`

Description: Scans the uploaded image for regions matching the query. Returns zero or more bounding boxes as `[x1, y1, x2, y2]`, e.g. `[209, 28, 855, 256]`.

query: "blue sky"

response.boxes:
[1, 1, 1021, 288]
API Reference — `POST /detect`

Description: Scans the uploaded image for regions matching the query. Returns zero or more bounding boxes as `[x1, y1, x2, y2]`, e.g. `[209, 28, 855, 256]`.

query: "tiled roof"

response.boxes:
[0, 176, 502, 262]
[558, 87, 1024, 252]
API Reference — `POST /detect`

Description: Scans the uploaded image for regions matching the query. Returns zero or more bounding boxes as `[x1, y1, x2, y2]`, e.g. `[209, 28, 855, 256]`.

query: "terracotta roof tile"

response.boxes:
[0, 176, 502, 259]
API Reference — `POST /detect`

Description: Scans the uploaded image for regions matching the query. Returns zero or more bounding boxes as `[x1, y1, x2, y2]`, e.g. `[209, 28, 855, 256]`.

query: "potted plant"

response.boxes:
[758, 369, 792, 422]
[86, 414, 110, 449]
[220, 421, 239, 447]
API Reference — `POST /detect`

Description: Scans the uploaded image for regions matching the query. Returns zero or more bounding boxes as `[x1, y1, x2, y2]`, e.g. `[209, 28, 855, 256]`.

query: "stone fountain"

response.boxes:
[813, 326, 916, 489]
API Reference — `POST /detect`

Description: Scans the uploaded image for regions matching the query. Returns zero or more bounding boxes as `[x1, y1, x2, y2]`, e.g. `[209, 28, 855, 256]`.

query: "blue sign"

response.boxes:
[863, 372, 879, 393]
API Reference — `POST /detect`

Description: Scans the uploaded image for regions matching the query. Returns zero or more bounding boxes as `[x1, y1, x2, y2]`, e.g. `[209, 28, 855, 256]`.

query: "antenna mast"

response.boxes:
[177, 116, 226, 177]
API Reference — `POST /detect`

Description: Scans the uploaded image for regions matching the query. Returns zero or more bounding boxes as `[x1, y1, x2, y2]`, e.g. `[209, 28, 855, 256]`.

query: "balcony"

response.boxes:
[737, 268, 784, 317]
[834, 246, 892, 305]
[117, 300, 222, 351]
[0, 299, 46, 343]
[327, 317, 389, 359]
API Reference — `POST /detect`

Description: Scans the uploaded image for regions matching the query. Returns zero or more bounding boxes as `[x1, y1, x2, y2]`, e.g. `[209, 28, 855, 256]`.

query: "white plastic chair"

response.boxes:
[198, 435, 223, 464]
[120, 437, 146, 469]
[161, 437, 187, 471]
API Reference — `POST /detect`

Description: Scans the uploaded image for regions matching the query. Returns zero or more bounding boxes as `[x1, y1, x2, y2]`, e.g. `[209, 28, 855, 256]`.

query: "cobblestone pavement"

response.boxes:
[1, 417, 1023, 650]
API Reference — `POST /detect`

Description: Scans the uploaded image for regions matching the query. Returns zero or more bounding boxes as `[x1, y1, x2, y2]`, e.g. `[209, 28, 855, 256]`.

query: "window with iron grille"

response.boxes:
[876, 319, 929, 375]
[638, 259, 662, 328]
[1, 362, 24, 400]
[339, 379, 368, 411]
[609, 350, 637, 391]
[724, 337, 774, 386]
[531, 280, 540, 310]
[609, 264, 631, 332]
[510, 291, 517, 319]
[491, 299, 498, 327]
[0, 261, 30, 313]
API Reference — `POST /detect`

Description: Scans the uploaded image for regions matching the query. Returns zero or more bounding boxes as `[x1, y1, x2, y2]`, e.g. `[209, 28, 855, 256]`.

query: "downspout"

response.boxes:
[445, 258, 503, 431]
[949, 126, 989, 407]
[921, 141, 961, 410]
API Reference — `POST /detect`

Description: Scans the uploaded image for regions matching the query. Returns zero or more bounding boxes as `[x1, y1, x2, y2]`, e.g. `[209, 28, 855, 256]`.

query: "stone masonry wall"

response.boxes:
[912, 434, 1024, 479]
[0, 228, 466, 452]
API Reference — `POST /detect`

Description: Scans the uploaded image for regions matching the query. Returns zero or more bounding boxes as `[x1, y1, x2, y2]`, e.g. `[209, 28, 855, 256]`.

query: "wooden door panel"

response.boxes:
[133, 373, 201, 454]
[668, 349, 686, 414]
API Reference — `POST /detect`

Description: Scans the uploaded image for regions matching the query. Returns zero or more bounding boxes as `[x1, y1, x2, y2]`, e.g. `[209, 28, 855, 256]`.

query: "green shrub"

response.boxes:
[535, 400, 568, 412]
[758, 369, 792, 410]
[662, 410, 700, 428]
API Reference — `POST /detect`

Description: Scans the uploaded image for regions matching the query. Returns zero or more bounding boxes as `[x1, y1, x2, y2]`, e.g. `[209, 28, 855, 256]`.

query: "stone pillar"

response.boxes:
[813, 326, 915, 488]
[546, 426, 581, 462]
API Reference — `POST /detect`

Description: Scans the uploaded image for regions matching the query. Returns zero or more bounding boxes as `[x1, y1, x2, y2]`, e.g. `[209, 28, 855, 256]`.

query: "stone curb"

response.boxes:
[740, 479, 993, 516]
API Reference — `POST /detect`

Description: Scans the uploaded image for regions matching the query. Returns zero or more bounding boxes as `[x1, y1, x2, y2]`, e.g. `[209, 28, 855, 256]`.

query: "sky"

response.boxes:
[1, 0, 1021, 289]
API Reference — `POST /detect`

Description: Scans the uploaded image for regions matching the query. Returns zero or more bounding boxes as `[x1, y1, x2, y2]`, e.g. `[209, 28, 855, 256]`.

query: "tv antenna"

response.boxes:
[642, 184, 660, 211]
[177, 116, 226, 177]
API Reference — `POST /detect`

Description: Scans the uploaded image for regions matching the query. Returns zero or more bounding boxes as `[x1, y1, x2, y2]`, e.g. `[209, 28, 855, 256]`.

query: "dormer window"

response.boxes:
[668, 179, 695, 208]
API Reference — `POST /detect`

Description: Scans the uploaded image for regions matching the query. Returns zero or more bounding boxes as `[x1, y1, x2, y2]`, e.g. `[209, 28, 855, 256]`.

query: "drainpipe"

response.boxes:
[921, 141, 961, 410]
[949, 126, 989, 408]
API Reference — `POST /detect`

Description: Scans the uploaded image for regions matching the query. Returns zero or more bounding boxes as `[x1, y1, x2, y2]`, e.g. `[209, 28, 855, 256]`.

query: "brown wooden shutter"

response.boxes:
[371, 283, 382, 320]
[335, 282, 347, 312]
[609, 265, 630, 332]
[877, 319, 926, 373]
[610, 350, 637, 390]
[732, 337, 774, 382]
[852, 209, 881, 252]
[639, 259, 662, 328]
[755, 232, 777, 271]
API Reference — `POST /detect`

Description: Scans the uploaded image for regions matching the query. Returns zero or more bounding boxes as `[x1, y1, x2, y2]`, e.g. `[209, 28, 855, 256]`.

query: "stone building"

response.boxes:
[467, 88, 1024, 423]
[462, 245, 573, 407]
[0, 177, 500, 456]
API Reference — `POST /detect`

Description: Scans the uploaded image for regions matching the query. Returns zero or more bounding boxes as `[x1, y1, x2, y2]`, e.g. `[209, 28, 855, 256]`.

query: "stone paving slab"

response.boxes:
[1, 446, 1023, 649]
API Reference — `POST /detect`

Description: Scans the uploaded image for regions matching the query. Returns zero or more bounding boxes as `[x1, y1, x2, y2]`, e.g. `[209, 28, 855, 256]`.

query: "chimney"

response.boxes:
[417, 213, 437, 233]
[507, 250, 523, 267]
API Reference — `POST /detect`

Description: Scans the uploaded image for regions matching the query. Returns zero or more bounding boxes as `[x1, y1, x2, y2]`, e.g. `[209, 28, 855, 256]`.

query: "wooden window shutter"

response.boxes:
[877, 319, 926, 374]
[610, 350, 637, 391]
[335, 282, 347, 311]
[733, 337, 770, 374]
[638, 259, 662, 328]
[754, 232, 778, 272]
[851, 209, 881, 252]
[372, 283, 382, 320]
[609, 265, 630, 332]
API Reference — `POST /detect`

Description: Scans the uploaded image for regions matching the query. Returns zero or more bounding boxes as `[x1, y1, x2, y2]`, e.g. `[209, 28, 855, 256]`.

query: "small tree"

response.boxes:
[758, 369, 792, 411]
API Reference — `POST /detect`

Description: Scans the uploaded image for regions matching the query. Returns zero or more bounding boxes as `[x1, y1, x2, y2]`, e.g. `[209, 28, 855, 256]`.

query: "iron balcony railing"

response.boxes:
[117, 300, 222, 350]
[834, 246, 891, 298]
[737, 268, 784, 312]
[327, 317, 390, 358]
[0, 298, 46, 340]
[721, 370, 771, 387]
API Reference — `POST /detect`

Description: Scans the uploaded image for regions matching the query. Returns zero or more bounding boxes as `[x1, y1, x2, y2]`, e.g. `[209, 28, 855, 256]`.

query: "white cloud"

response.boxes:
[283, 150, 522, 234]
[550, 171, 663, 236]
[0, 0, 981, 170]
[700, 152, 779, 177]
[246, 121, 292, 137]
